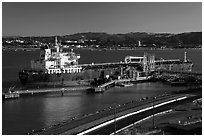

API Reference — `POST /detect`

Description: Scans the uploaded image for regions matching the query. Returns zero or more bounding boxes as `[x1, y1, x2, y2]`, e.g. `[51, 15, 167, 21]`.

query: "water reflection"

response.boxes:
[2, 83, 187, 135]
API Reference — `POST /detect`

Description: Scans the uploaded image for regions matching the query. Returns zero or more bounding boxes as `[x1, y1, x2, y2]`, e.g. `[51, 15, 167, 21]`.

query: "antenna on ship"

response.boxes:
[55, 36, 58, 45]
[55, 36, 60, 53]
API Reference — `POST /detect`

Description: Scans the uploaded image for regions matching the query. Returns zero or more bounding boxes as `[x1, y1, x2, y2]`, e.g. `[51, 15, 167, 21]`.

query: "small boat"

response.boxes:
[116, 83, 134, 87]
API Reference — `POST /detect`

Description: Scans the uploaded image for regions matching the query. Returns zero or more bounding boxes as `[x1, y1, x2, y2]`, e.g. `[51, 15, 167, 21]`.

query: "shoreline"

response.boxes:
[2, 47, 202, 52]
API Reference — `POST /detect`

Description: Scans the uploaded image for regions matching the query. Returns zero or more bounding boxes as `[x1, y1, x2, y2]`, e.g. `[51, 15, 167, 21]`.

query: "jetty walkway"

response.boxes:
[2, 86, 90, 99]
[15, 86, 90, 94]
[93, 79, 133, 92]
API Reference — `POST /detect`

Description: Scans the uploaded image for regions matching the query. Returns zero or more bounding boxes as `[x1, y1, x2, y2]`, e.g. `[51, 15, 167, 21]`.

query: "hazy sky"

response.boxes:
[2, 2, 202, 36]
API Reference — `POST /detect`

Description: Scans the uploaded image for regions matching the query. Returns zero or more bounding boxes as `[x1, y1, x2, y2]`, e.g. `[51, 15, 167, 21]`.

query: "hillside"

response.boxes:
[2, 32, 202, 49]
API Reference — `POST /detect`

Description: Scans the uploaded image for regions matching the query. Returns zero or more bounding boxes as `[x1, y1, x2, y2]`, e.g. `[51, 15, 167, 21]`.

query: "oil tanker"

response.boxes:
[18, 37, 193, 89]
[18, 37, 123, 89]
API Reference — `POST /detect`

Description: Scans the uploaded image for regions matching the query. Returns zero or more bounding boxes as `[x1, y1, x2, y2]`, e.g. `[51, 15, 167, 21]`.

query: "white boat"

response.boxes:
[116, 83, 134, 87]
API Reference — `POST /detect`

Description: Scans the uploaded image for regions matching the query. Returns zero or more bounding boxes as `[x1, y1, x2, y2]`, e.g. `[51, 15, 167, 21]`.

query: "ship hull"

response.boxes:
[19, 62, 193, 89]
[19, 68, 120, 89]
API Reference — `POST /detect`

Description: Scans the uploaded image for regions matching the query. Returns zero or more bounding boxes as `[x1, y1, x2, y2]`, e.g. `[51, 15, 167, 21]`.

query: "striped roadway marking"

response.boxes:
[77, 96, 187, 135]
[110, 109, 173, 135]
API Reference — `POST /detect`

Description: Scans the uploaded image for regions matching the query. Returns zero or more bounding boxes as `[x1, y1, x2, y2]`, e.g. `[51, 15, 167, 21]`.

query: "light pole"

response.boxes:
[152, 97, 156, 129]
[114, 104, 117, 134]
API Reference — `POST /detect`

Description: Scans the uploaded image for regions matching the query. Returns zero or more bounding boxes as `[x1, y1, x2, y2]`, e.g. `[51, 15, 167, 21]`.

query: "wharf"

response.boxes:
[157, 70, 202, 84]
[3, 86, 91, 99]
[94, 81, 116, 93]
[158, 70, 202, 77]
[89, 78, 150, 93]
[88, 79, 133, 93]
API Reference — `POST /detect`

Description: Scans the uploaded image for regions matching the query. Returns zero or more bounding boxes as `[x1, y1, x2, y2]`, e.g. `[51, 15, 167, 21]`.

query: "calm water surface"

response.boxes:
[2, 49, 202, 134]
[2, 49, 202, 82]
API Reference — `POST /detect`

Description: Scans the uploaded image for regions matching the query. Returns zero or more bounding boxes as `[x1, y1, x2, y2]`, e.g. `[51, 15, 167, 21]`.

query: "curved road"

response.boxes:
[32, 93, 200, 135]
[85, 95, 200, 135]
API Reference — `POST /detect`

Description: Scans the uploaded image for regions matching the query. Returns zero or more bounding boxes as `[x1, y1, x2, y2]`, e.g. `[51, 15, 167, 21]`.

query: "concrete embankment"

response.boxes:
[31, 91, 201, 135]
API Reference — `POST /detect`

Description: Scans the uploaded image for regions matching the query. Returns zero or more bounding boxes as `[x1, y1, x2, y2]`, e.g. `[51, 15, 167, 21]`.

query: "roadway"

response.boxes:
[85, 95, 200, 135]
[31, 91, 201, 135]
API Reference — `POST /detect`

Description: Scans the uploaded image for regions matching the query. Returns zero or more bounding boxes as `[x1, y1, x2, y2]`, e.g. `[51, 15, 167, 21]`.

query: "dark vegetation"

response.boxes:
[2, 32, 202, 49]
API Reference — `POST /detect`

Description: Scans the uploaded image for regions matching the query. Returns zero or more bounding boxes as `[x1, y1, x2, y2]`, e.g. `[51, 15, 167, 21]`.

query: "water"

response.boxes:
[2, 83, 187, 134]
[2, 49, 202, 134]
[2, 49, 202, 82]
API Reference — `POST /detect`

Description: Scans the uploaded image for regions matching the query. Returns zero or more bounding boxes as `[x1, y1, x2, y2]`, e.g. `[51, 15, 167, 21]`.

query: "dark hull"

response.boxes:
[19, 68, 119, 88]
[19, 62, 193, 89]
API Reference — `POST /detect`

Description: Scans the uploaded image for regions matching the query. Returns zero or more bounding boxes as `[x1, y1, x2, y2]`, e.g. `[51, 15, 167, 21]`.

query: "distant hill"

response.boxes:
[2, 32, 202, 49]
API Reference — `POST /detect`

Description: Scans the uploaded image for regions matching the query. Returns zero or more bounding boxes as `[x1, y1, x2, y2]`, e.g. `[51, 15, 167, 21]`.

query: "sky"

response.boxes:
[2, 2, 202, 36]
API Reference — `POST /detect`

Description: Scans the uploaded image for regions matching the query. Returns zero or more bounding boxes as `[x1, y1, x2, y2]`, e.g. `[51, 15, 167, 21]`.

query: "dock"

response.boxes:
[3, 86, 91, 99]
[89, 79, 136, 93]
[158, 70, 202, 77]
[94, 81, 116, 92]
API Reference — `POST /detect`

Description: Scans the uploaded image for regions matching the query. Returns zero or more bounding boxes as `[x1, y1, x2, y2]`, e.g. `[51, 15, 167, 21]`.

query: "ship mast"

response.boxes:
[55, 36, 61, 68]
[55, 36, 60, 53]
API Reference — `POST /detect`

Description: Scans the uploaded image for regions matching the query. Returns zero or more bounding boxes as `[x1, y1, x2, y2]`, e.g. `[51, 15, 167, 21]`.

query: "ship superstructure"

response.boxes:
[30, 37, 82, 74]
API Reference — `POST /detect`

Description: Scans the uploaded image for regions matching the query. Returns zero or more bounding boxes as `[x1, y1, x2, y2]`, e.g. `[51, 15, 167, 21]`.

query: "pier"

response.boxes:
[158, 70, 202, 77]
[94, 81, 116, 92]
[157, 70, 202, 82]
[16, 86, 90, 95]
[2, 86, 90, 99]
[89, 79, 134, 93]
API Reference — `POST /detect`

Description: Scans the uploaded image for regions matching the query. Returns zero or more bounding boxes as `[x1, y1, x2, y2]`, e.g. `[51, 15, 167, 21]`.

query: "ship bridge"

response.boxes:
[125, 56, 144, 63]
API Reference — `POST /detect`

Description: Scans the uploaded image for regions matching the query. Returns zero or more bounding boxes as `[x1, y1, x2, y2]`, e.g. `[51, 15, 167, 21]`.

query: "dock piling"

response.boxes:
[61, 90, 64, 96]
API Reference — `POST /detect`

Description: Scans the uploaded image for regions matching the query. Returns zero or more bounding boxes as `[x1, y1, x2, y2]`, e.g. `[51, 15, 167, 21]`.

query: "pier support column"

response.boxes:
[189, 64, 193, 71]
[136, 71, 140, 80]
[120, 67, 123, 77]
[61, 90, 64, 96]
